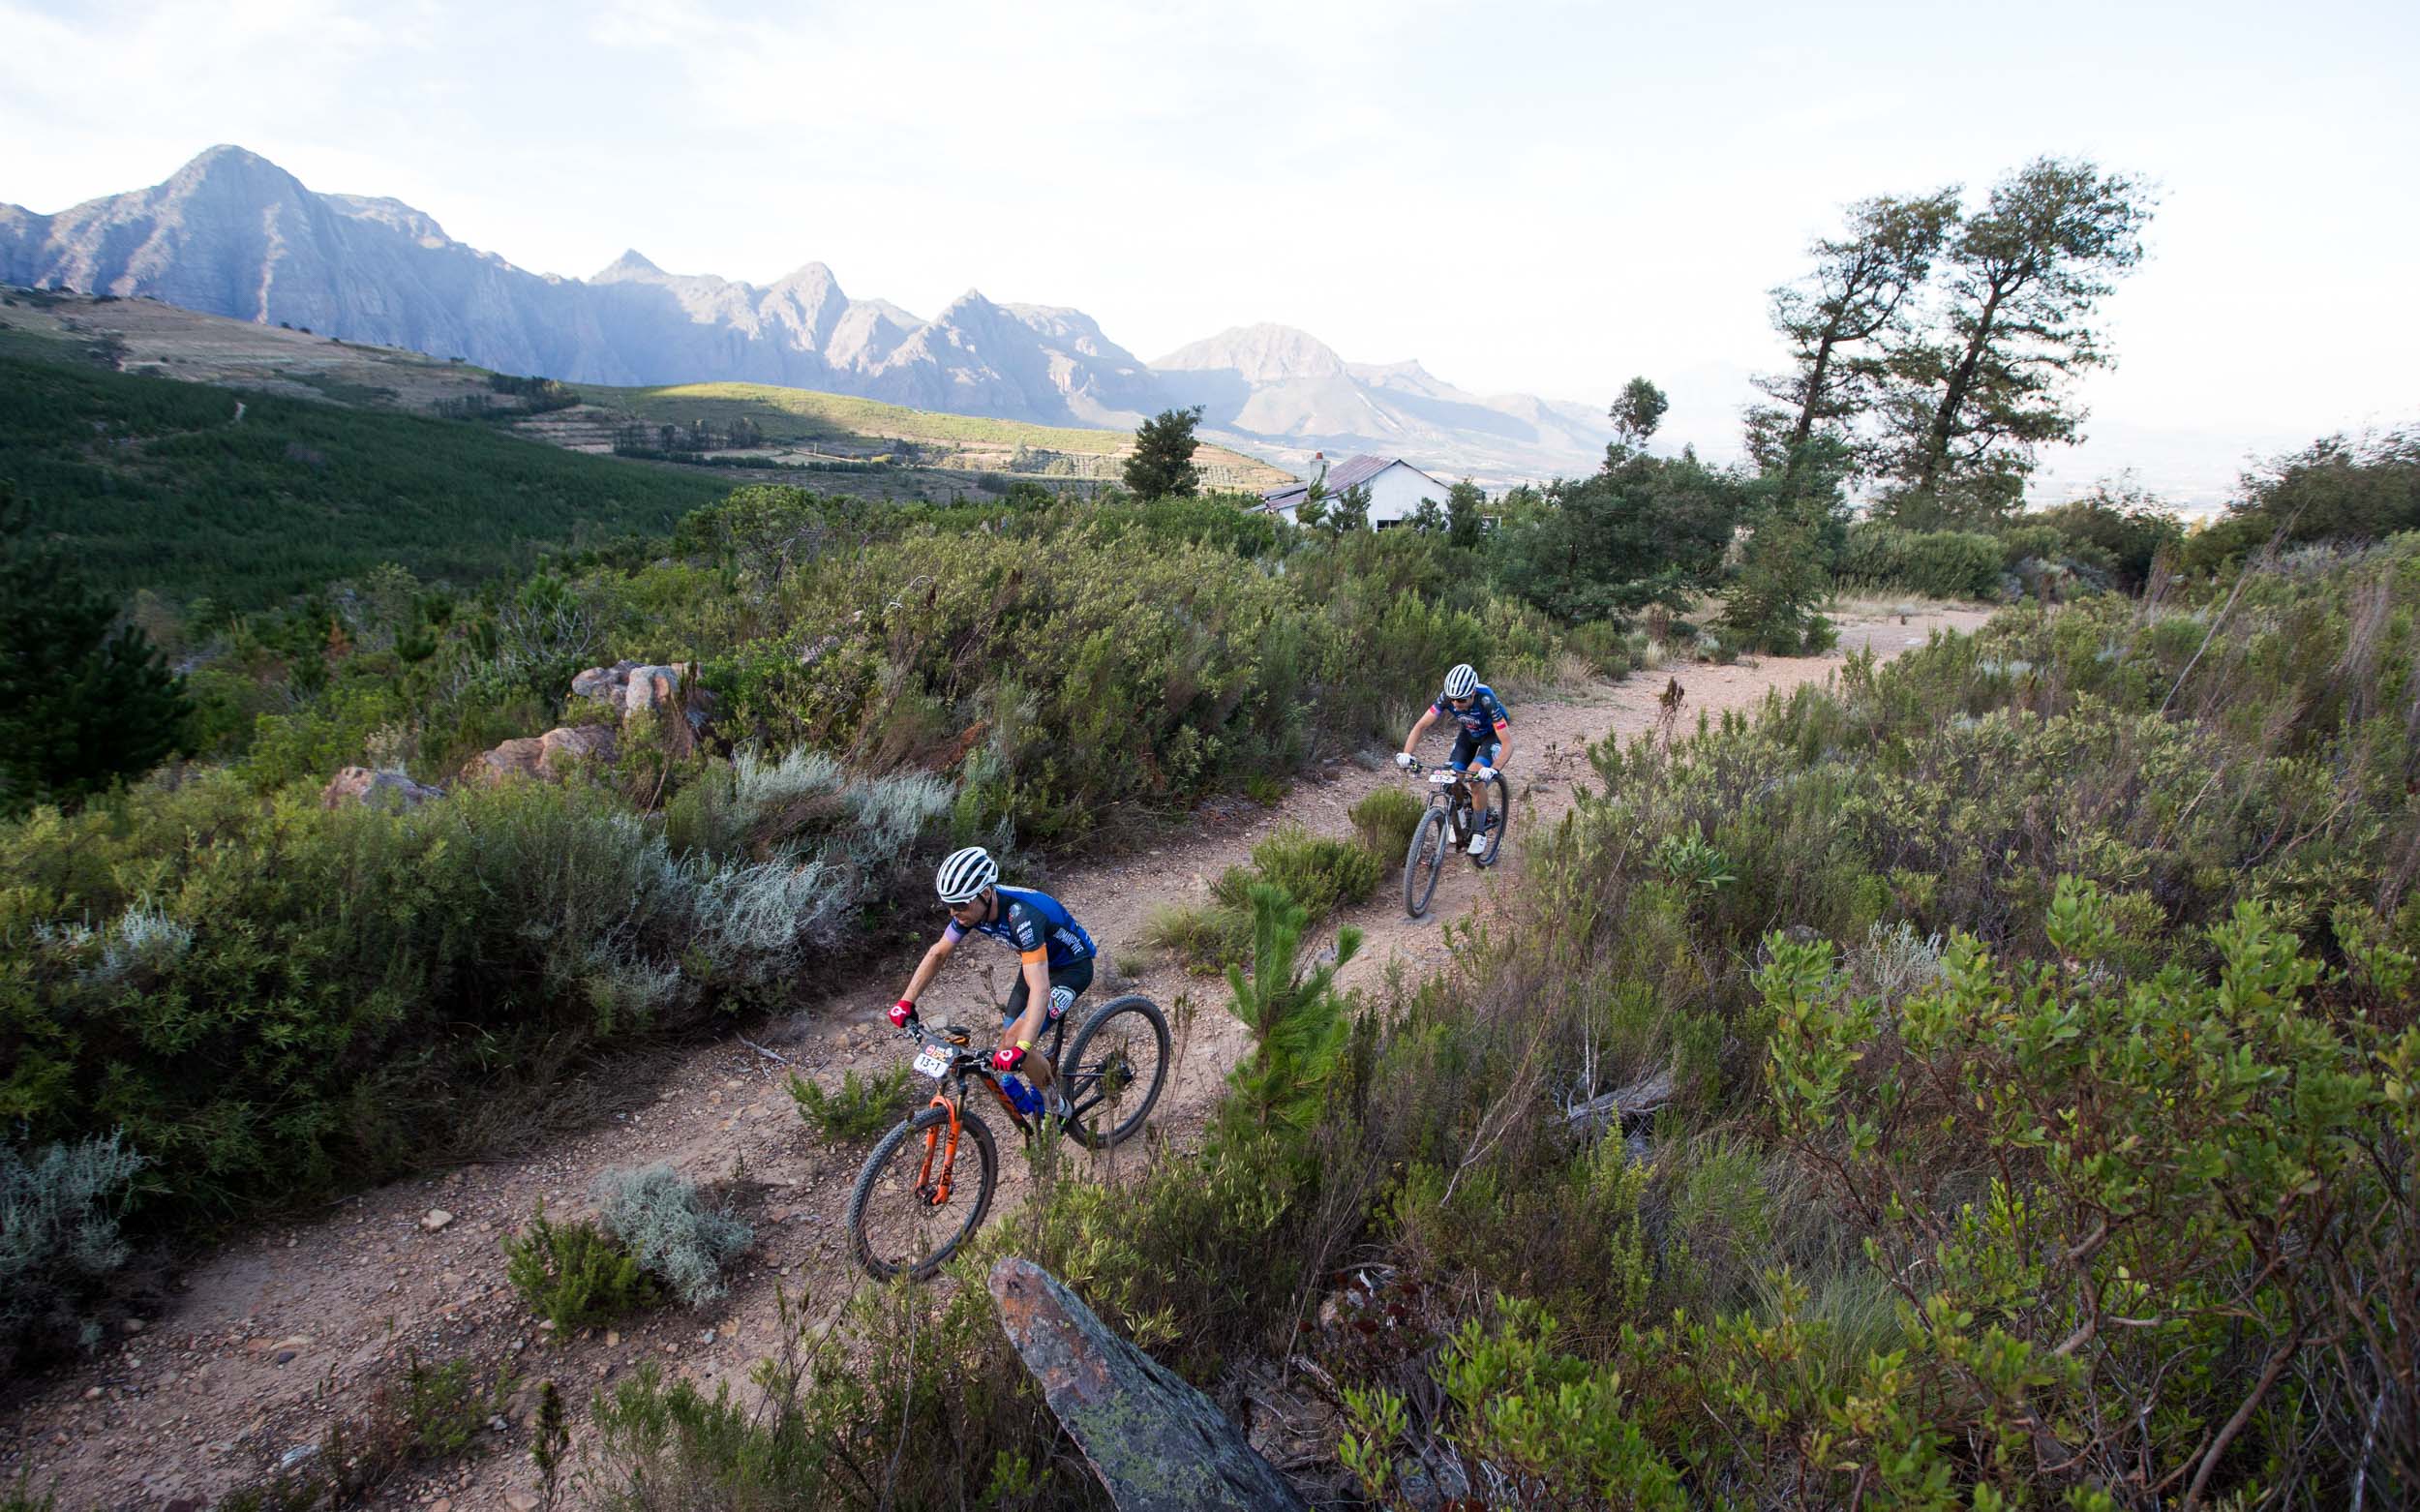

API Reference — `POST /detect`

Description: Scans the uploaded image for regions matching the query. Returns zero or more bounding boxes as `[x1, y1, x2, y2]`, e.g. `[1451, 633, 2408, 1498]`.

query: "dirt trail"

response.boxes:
[2, 606, 1987, 1509]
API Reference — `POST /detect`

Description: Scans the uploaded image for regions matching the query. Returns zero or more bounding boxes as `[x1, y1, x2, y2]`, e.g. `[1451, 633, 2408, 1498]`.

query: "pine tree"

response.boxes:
[1877, 158, 2154, 522]
[1122, 407, 1205, 499]
[0, 485, 190, 814]
[1223, 883, 1361, 1133]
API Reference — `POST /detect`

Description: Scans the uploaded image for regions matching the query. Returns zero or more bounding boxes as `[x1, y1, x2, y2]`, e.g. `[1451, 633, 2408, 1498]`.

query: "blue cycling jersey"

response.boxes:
[943, 886, 1096, 968]
[1434, 685, 1510, 741]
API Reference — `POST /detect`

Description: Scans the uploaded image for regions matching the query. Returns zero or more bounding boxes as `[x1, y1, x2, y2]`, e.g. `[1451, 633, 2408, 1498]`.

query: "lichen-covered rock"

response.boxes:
[566, 659, 714, 751]
[462, 725, 619, 786]
[570, 659, 643, 704]
[464, 737, 547, 787]
[621, 664, 684, 718]
[319, 766, 441, 810]
[988, 1256, 1308, 1511]
[538, 723, 618, 773]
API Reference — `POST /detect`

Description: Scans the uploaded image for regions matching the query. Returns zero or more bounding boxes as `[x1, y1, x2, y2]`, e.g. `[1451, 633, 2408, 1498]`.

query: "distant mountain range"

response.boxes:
[0, 146, 1613, 484]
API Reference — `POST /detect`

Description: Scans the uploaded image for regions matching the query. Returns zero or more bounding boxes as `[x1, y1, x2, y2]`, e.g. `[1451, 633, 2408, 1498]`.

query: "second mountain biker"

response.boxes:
[1396, 662, 1511, 853]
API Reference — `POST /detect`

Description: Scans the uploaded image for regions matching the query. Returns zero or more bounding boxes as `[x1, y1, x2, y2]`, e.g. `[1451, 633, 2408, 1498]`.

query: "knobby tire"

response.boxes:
[1058, 994, 1170, 1150]
[847, 1102, 998, 1281]
[1404, 806, 1448, 917]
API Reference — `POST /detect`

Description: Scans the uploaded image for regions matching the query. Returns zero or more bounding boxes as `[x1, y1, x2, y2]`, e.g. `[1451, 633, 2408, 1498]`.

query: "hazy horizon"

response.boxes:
[7, 0, 2415, 506]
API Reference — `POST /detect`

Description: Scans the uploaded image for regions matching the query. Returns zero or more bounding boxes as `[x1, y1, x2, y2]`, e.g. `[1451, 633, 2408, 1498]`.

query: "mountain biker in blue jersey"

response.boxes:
[1395, 663, 1511, 853]
[889, 847, 1095, 1113]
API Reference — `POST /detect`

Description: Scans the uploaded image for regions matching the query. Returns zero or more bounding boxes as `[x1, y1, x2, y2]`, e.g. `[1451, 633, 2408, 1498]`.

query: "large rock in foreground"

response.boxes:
[988, 1256, 1308, 1512]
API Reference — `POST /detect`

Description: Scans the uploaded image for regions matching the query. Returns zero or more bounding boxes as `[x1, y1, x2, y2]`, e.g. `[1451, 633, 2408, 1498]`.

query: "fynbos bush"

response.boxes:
[502, 1200, 658, 1330]
[592, 1164, 752, 1307]
[1, 1132, 146, 1364]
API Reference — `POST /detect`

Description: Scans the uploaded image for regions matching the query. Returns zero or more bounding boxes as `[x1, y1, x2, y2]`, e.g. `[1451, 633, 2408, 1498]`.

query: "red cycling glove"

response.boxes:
[991, 1042, 1027, 1073]
[888, 999, 917, 1029]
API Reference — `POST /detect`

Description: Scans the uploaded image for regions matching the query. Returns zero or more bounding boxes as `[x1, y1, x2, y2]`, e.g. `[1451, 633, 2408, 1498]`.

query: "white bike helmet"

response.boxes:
[935, 846, 998, 904]
[1442, 663, 1479, 699]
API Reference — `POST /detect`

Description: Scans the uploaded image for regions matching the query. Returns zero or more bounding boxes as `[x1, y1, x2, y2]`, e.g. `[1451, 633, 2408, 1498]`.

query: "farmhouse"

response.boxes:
[1258, 453, 1452, 528]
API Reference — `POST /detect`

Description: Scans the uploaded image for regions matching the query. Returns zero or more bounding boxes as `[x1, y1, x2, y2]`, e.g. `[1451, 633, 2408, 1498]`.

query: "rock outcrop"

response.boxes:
[318, 766, 442, 810]
[567, 659, 712, 759]
[988, 1256, 1308, 1511]
[461, 724, 618, 787]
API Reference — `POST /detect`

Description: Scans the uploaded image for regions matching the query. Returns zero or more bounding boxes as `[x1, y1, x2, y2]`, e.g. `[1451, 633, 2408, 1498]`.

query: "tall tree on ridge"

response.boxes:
[1744, 190, 1960, 481]
[1879, 158, 2154, 523]
[1609, 377, 1670, 458]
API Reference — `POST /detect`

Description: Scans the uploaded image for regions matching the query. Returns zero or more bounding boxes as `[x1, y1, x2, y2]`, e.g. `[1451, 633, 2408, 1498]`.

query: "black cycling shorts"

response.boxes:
[1004, 955, 1094, 1029]
[1449, 731, 1503, 772]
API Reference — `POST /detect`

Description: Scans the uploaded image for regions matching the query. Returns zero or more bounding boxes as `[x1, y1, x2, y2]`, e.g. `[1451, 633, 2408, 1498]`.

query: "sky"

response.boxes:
[6, 0, 2417, 502]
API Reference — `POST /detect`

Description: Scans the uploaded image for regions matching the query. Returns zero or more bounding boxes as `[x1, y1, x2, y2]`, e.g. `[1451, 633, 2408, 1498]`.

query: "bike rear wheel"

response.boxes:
[1404, 806, 1449, 917]
[847, 1102, 998, 1281]
[1476, 772, 1513, 868]
[1059, 995, 1171, 1150]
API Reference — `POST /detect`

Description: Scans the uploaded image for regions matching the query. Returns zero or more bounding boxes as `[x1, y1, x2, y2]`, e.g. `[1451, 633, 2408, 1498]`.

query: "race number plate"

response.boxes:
[912, 1046, 952, 1079]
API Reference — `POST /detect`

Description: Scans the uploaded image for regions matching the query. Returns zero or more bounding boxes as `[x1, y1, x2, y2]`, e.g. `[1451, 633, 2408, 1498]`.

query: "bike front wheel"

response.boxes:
[1059, 995, 1171, 1150]
[847, 1101, 999, 1281]
[1404, 806, 1449, 917]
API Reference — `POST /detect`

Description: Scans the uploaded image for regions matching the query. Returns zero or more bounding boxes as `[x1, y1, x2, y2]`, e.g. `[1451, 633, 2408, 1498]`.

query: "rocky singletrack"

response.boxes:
[1, 605, 1987, 1509]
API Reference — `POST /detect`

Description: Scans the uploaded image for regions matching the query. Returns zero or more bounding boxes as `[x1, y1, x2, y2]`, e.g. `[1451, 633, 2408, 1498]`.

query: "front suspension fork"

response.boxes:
[915, 1093, 963, 1205]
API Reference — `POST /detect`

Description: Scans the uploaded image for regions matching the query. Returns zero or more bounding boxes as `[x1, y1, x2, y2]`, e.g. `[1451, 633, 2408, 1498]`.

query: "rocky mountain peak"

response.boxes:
[590, 248, 664, 283]
[1154, 323, 1346, 383]
[0, 145, 1614, 482]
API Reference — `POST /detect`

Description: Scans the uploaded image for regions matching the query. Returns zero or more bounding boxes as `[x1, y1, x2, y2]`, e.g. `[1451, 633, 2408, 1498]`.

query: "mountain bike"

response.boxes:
[1401, 759, 1510, 918]
[845, 992, 1170, 1281]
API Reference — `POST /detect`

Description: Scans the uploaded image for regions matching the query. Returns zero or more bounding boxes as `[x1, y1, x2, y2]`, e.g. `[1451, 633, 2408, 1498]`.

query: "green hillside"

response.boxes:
[0, 343, 731, 607]
[573, 378, 1292, 486]
[581, 378, 1131, 452]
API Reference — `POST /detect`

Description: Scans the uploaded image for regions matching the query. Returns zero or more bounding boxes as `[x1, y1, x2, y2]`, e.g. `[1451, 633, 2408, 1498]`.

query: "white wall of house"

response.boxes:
[1360, 462, 1452, 526]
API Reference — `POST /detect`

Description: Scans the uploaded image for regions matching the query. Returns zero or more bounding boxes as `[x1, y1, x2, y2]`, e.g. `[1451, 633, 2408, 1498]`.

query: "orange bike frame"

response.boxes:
[916, 1093, 963, 1205]
[982, 1074, 1028, 1129]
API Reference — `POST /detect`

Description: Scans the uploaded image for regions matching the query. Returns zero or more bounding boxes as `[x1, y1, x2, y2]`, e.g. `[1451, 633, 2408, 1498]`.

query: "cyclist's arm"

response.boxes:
[1403, 705, 1438, 753]
[898, 932, 955, 1007]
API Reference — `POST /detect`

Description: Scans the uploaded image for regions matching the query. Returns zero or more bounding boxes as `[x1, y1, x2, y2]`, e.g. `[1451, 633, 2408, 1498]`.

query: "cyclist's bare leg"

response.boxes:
[1003, 996, 1056, 1091]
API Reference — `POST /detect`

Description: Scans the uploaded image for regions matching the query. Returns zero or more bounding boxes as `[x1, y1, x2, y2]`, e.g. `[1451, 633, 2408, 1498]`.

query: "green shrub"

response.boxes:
[592, 1164, 753, 1307]
[0, 753, 952, 1239]
[1347, 785, 1424, 860]
[1137, 898, 1251, 974]
[1719, 512, 1836, 655]
[1, 1473, 56, 1512]
[0, 1132, 145, 1368]
[400, 1351, 515, 1459]
[1342, 1296, 1685, 1509]
[786, 1066, 915, 1143]
[1834, 523, 2004, 599]
[502, 1200, 659, 1330]
[1562, 619, 1635, 679]
[1217, 822, 1381, 923]
[1761, 881, 2419, 1499]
